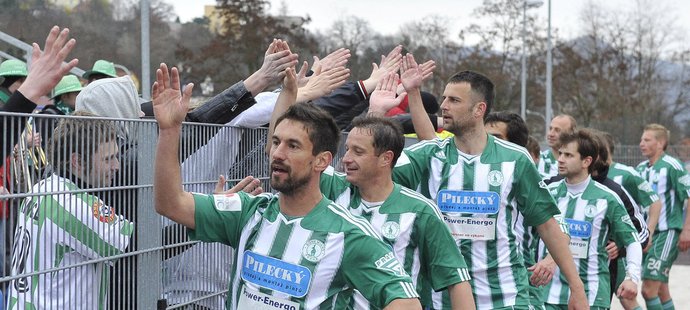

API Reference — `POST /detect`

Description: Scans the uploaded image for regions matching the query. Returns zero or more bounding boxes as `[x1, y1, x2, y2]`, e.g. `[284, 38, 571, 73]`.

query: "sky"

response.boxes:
[166, 0, 689, 52]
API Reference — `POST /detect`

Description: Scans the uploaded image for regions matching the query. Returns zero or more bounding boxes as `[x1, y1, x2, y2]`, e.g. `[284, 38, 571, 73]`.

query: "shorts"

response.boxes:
[642, 230, 680, 282]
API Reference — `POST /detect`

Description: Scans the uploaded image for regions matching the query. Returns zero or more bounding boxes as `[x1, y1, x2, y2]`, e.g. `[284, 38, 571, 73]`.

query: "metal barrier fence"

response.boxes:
[2, 111, 690, 309]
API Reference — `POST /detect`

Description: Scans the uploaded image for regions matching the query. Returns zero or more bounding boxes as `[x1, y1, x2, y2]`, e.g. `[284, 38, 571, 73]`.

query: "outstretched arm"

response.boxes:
[265, 66, 298, 155]
[152, 63, 196, 229]
[400, 54, 436, 140]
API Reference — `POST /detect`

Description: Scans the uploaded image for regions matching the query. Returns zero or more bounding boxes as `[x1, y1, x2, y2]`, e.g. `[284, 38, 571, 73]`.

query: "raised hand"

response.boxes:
[419, 59, 436, 82]
[152, 63, 193, 130]
[369, 72, 406, 116]
[297, 66, 350, 103]
[18, 26, 78, 102]
[254, 39, 299, 86]
[313, 48, 351, 73]
[362, 45, 403, 94]
[400, 53, 424, 91]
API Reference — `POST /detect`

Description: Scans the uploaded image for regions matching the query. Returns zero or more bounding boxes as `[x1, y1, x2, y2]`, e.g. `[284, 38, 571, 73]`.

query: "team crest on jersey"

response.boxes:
[302, 239, 326, 262]
[584, 204, 597, 217]
[381, 221, 400, 240]
[487, 170, 504, 187]
[92, 201, 116, 223]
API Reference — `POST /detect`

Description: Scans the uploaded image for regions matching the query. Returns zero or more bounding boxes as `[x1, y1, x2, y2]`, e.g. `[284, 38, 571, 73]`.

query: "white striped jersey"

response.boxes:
[7, 174, 134, 310]
[320, 167, 470, 309]
[609, 162, 659, 211]
[190, 192, 419, 310]
[538, 150, 558, 180]
[543, 177, 639, 308]
[392, 135, 561, 310]
[636, 154, 690, 231]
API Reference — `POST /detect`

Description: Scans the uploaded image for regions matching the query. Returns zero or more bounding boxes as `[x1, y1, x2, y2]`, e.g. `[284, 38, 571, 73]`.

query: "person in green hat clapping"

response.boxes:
[82, 59, 117, 84]
[0, 59, 29, 108]
[51, 75, 83, 114]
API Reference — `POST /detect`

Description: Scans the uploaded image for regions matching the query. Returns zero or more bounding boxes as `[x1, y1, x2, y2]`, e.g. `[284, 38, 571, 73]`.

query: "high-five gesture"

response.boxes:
[18, 26, 79, 102]
[152, 63, 194, 130]
[369, 72, 406, 116]
[400, 53, 424, 92]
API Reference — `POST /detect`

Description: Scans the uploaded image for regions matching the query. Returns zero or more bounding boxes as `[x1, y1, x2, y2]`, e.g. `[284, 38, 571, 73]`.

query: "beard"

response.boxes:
[270, 165, 311, 195]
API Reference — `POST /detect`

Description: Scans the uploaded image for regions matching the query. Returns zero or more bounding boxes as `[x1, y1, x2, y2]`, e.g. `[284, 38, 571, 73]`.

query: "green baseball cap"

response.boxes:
[0, 59, 28, 77]
[51, 75, 83, 98]
[82, 59, 117, 79]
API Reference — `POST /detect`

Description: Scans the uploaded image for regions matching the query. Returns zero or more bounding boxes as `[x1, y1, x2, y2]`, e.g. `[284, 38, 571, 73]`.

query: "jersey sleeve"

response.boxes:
[418, 213, 471, 291]
[342, 233, 420, 307]
[48, 193, 133, 260]
[188, 192, 262, 247]
[624, 173, 659, 208]
[672, 168, 690, 202]
[392, 149, 428, 192]
[514, 156, 560, 227]
[320, 166, 354, 203]
[607, 198, 639, 247]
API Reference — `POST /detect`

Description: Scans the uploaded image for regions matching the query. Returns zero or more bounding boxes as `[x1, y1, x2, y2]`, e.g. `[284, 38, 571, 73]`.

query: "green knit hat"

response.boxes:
[0, 59, 28, 77]
[82, 59, 117, 79]
[52, 75, 83, 98]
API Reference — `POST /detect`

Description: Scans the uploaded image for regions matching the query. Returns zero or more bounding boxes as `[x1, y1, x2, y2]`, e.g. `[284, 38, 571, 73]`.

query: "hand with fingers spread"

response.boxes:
[419, 59, 436, 82]
[313, 48, 351, 73]
[214, 175, 263, 196]
[369, 72, 406, 116]
[18, 26, 79, 102]
[245, 39, 299, 95]
[297, 66, 350, 103]
[400, 53, 424, 92]
[296, 60, 311, 88]
[152, 63, 194, 130]
[362, 45, 403, 95]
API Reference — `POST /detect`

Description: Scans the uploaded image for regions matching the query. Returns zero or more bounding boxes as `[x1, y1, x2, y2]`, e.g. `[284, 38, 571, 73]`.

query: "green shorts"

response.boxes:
[642, 229, 680, 282]
[544, 304, 607, 310]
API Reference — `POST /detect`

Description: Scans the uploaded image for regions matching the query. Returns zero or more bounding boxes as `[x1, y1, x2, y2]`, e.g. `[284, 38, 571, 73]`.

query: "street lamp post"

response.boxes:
[520, 0, 544, 121]
[545, 0, 552, 138]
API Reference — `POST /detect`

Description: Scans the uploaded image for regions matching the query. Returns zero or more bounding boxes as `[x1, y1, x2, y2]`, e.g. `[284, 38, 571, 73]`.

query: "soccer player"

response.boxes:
[152, 63, 421, 309]
[539, 115, 577, 179]
[600, 131, 661, 310]
[7, 114, 133, 309]
[636, 124, 690, 310]
[543, 129, 641, 309]
[394, 54, 588, 310]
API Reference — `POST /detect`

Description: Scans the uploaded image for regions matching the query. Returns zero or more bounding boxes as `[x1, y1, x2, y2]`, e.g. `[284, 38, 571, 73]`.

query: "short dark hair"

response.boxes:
[583, 128, 609, 175]
[48, 111, 118, 174]
[485, 111, 529, 147]
[558, 129, 600, 174]
[526, 136, 541, 160]
[350, 116, 404, 167]
[448, 70, 495, 120]
[601, 131, 615, 156]
[275, 102, 340, 156]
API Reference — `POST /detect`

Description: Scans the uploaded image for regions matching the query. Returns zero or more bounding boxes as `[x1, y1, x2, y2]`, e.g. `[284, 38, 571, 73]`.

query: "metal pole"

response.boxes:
[141, 0, 151, 99]
[520, 2, 527, 121]
[545, 0, 553, 138]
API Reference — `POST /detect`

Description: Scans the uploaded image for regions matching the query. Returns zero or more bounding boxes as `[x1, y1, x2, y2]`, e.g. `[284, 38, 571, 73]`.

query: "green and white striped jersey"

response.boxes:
[608, 162, 659, 211]
[636, 153, 690, 231]
[320, 166, 471, 309]
[190, 192, 419, 310]
[543, 177, 638, 308]
[7, 174, 134, 310]
[538, 150, 558, 180]
[392, 135, 560, 310]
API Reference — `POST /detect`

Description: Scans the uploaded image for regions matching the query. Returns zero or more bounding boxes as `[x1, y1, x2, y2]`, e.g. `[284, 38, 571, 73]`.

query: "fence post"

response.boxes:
[136, 122, 161, 308]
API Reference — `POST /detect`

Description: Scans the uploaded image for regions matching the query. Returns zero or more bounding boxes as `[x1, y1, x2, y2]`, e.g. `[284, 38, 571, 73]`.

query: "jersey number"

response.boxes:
[646, 258, 661, 271]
